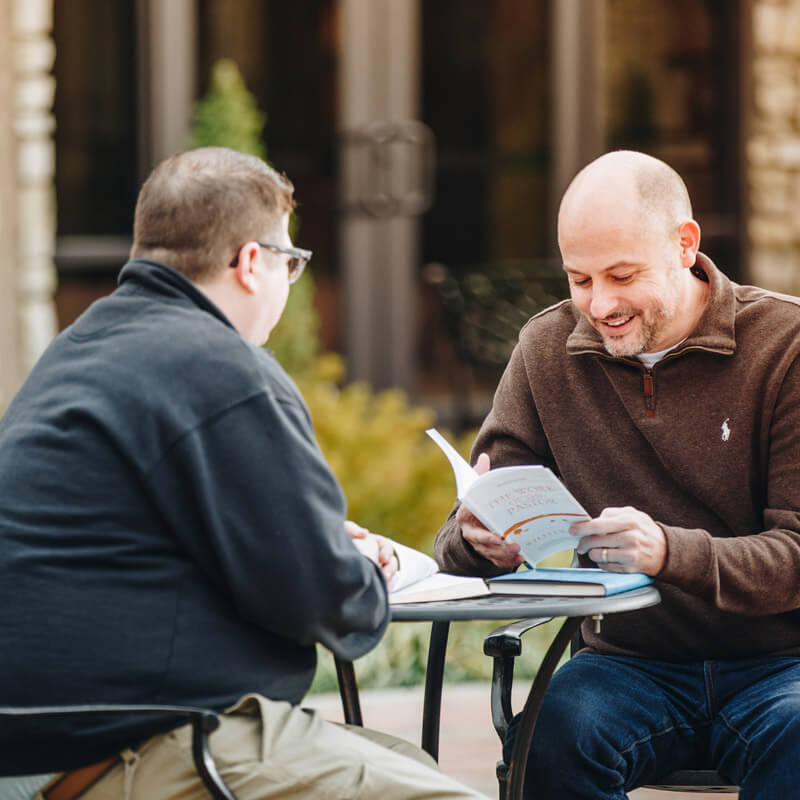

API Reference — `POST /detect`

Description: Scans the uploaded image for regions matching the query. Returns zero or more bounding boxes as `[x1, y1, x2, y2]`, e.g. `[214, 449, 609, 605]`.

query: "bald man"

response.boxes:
[435, 150, 800, 798]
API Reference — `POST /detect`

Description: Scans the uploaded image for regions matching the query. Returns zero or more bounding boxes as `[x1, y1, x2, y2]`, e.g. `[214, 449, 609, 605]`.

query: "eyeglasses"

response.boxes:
[229, 242, 312, 284]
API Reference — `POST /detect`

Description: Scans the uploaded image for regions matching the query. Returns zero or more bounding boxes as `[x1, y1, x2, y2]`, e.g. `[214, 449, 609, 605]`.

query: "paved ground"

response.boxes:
[304, 683, 737, 799]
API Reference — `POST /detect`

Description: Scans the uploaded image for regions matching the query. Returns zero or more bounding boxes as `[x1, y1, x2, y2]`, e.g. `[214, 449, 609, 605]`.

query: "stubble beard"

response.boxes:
[598, 293, 680, 358]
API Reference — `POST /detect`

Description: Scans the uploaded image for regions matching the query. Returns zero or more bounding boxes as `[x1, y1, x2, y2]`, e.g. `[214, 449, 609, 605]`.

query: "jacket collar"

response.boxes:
[117, 259, 237, 331]
[565, 252, 736, 359]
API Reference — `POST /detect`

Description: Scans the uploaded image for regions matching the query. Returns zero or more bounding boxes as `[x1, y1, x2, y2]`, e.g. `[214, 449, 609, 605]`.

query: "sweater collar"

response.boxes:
[117, 259, 237, 331]
[565, 252, 736, 359]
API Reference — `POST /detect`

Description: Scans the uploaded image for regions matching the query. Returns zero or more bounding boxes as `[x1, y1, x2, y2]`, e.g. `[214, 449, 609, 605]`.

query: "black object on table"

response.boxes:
[334, 587, 660, 800]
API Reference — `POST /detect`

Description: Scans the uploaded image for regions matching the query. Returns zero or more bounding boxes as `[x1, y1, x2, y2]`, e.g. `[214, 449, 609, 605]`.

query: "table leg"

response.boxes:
[334, 656, 364, 727]
[420, 619, 450, 760]
[506, 615, 584, 800]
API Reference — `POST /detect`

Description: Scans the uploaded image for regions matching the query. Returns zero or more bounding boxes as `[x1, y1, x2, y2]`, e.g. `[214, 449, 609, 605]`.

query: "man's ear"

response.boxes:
[232, 241, 260, 294]
[678, 219, 701, 267]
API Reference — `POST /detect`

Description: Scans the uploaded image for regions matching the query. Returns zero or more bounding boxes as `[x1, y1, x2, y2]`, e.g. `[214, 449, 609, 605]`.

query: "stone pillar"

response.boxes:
[0, 0, 17, 411]
[747, 0, 800, 293]
[0, 0, 57, 410]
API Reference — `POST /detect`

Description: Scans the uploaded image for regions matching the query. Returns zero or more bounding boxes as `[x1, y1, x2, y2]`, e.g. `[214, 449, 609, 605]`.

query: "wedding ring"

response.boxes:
[601, 548, 608, 564]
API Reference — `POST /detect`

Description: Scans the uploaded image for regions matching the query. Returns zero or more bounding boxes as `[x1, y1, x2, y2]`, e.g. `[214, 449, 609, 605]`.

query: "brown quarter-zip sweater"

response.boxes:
[435, 254, 800, 660]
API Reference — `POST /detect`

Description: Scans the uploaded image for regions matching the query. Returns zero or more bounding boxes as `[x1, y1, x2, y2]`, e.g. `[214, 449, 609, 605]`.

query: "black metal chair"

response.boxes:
[0, 659, 367, 800]
[0, 704, 237, 800]
[483, 620, 738, 798]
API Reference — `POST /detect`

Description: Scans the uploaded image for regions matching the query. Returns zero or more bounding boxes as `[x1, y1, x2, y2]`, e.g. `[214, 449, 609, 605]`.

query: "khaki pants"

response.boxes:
[42, 694, 488, 800]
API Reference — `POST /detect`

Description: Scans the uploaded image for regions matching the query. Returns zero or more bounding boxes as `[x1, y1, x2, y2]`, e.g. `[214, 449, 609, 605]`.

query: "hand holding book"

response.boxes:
[427, 428, 591, 568]
[454, 452, 525, 570]
[383, 430, 655, 604]
[568, 505, 668, 576]
[426, 428, 654, 596]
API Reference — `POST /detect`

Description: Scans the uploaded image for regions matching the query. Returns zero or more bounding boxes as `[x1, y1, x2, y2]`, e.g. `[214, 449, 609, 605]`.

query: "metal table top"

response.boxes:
[390, 585, 661, 622]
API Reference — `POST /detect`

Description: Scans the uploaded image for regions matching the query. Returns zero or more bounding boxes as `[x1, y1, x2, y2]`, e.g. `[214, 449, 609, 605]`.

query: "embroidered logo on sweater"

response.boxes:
[721, 418, 731, 442]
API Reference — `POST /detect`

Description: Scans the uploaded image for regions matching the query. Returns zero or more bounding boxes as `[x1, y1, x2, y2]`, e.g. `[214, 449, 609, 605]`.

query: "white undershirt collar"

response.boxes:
[636, 338, 687, 369]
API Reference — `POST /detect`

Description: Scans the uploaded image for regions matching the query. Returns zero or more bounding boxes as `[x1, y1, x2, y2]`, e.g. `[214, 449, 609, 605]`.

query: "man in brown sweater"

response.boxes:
[435, 150, 800, 799]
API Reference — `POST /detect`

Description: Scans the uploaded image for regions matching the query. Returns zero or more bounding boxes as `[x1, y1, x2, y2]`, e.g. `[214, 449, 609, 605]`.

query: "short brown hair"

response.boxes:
[130, 147, 296, 282]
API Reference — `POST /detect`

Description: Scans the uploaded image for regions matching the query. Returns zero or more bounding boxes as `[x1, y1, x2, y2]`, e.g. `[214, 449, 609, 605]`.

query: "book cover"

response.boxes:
[487, 567, 653, 597]
[426, 428, 590, 565]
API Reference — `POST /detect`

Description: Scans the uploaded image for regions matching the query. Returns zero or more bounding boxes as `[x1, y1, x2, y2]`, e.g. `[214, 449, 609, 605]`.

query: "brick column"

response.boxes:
[0, 0, 57, 410]
[748, 0, 800, 293]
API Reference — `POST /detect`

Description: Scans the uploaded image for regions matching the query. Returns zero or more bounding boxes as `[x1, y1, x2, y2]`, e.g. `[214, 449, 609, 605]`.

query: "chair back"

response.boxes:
[0, 705, 237, 800]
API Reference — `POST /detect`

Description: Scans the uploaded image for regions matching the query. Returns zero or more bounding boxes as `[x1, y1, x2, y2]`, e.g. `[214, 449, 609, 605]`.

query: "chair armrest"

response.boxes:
[0, 705, 236, 800]
[483, 618, 552, 742]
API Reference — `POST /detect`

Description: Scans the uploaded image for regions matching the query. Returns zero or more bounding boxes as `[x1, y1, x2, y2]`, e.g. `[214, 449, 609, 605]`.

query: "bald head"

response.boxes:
[558, 151, 693, 243]
[556, 150, 705, 357]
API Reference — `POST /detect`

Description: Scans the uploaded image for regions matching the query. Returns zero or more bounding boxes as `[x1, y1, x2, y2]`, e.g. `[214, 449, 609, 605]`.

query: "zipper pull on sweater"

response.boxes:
[643, 371, 655, 417]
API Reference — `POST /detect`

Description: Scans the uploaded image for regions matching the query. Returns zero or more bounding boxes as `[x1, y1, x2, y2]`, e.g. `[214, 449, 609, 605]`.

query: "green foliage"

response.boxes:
[187, 59, 267, 158]
[293, 355, 474, 552]
[267, 271, 321, 375]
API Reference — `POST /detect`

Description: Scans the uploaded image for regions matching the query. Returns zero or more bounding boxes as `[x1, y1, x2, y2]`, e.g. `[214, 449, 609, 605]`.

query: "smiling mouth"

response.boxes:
[598, 314, 635, 332]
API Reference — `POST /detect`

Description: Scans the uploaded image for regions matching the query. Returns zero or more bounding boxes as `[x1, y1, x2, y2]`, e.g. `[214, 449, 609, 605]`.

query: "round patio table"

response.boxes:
[336, 586, 661, 800]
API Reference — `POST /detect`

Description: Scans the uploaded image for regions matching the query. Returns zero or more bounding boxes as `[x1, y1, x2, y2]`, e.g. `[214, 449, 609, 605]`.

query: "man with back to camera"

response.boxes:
[0, 146, 489, 799]
[434, 150, 800, 799]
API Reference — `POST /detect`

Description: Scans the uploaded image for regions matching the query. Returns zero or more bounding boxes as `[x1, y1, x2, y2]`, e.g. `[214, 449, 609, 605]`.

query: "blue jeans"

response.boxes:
[504, 653, 800, 799]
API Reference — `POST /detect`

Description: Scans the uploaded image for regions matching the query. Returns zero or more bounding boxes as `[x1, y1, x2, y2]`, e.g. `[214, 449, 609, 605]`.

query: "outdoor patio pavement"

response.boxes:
[303, 682, 737, 799]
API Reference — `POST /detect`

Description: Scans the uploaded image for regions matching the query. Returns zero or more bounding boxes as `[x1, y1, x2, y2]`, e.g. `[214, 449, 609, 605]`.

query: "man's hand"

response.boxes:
[345, 520, 398, 584]
[570, 506, 667, 576]
[456, 453, 524, 570]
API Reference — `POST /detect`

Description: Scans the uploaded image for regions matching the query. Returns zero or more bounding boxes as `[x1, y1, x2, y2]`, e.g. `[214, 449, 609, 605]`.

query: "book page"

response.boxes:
[425, 429, 477, 498]
[426, 427, 590, 565]
[389, 541, 439, 592]
[464, 465, 589, 565]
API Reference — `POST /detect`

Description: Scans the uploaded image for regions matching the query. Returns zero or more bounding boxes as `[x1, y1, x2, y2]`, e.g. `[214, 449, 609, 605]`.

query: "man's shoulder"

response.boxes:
[735, 282, 800, 313]
[733, 283, 800, 336]
[517, 298, 578, 344]
[64, 291, 300, 419]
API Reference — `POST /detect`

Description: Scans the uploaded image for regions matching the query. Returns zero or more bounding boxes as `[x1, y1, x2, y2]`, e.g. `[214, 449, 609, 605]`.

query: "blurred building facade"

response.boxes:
[1, 0, 800, 414]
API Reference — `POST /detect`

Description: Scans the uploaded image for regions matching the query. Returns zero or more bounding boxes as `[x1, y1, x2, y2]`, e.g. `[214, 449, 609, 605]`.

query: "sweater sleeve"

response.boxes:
[145, 390, 390, 662]
[659, 356, 800, 615]
[434, 340, 552, 575]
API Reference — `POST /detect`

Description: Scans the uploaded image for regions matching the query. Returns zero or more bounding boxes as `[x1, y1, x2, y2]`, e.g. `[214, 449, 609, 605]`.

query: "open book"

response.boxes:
[388, 431, 653, 602]
[426, 428, 591, 565]
[426, 429, 654, 596]
[388, 542, 490, 604]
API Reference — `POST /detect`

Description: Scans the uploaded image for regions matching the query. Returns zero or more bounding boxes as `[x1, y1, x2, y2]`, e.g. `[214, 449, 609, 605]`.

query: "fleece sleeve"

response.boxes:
[145, 389, 390, 662]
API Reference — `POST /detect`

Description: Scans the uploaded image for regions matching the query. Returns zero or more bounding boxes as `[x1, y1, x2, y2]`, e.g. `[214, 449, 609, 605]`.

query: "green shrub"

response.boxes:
[293, 354, 473, 552]
[267, 270, 321, 376]
[187, 59, 267, 159]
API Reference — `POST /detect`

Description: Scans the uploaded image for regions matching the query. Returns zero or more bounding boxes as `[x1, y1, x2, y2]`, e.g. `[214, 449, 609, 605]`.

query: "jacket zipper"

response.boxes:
[569, 345, 732, 420]
[643, 370, 655, 418]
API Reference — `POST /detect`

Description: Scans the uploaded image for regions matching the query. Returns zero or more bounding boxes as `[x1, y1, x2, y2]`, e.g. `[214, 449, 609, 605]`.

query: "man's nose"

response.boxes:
[589, 285, 617, 320]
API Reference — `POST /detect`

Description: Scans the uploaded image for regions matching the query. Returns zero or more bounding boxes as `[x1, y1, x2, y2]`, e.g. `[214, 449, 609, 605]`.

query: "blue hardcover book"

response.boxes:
[486, 567, 653, 597]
